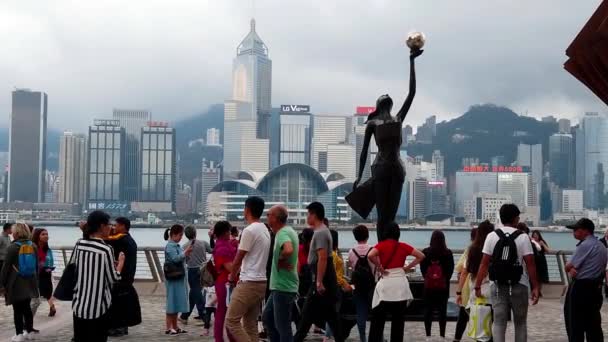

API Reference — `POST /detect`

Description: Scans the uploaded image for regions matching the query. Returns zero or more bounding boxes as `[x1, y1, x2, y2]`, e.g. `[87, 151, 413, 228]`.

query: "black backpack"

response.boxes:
[489, 229, 524, 286]
[351, 248, 376, 293]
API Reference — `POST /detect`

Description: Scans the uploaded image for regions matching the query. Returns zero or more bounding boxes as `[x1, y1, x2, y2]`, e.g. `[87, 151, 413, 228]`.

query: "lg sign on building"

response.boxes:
[281, 105, 310, 113]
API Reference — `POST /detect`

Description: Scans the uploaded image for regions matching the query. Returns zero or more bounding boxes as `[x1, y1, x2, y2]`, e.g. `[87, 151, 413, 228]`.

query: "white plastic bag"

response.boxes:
[467, 297, 492, 341]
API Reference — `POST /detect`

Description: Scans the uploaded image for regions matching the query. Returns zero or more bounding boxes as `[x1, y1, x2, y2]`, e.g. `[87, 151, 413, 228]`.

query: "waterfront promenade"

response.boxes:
[0, 295, 604, 341]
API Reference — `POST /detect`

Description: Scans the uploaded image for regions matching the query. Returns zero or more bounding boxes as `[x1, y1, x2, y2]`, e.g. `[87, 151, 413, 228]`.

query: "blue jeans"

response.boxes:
[180, 268, 205, 319]
[263, 290, 296, 342]
[353, 290, 369, 342]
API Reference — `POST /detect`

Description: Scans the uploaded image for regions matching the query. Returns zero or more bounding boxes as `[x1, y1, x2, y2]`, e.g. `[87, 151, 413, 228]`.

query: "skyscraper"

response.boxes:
[353, 112, 378, 181]
[201, 159, 221, 218]
[432, 150, 445, 180]
[58, 132, 87, 204]
[549, 133, 574, 188]
[578, 112, 608, 208]
[8, 89, 47, 203]
[408, 178, 428, 219]
[497, 173, 531, 210]
[113, 109, 150, 202]
[312, 115, 352, 173]
[232, 18, 272, 139]
[517, 143, 542, 205]
[223, 19, 271, 177]
[558, 119, 571, 133]
[279, 106, 312, 165]
[87, 119, 126, 211]
[140, 124, 176, 211]
[224, 101, 270, 176]
[326, 144, 356, 181]
[206, 128, 221, 146]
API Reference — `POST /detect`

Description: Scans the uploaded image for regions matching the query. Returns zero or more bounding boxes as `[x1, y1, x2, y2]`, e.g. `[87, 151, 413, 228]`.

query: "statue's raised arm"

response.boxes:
[396, 48, 423, 123]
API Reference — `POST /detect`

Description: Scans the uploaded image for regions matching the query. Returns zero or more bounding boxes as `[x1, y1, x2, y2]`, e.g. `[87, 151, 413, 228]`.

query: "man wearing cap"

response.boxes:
[564, 218, 608, 342]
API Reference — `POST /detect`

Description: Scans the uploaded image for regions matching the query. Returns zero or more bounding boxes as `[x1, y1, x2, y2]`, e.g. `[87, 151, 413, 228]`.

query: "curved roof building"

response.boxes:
[206, 163, 353, 224]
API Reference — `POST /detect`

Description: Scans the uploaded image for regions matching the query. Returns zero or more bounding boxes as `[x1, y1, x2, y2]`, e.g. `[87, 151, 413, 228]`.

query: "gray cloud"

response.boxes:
[0, 0, 604, 132]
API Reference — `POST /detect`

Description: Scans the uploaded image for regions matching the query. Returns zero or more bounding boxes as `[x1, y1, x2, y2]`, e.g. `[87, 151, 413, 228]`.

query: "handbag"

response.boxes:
[53, 240, 80, 301]
[467, 297, 493, 341]
[163, 261, 185, 280]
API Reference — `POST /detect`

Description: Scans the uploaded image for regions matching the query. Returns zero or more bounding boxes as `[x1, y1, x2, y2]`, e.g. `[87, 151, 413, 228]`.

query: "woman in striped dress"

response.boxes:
[72, 210, 125, 342]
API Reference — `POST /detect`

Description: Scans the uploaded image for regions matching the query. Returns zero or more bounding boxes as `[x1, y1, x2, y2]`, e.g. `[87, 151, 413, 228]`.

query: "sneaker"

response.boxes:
[11, 335, 25, 342]
[23, 332, 35, 341]
[201, 329, 210, 336]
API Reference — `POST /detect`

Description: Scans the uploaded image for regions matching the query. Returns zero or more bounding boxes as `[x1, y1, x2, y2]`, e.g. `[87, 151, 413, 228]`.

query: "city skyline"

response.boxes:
[0, 1, 605, 132]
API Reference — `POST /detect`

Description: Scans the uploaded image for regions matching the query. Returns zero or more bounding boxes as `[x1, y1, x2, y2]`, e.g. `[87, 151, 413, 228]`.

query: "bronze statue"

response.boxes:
[346, 38, 423, 241]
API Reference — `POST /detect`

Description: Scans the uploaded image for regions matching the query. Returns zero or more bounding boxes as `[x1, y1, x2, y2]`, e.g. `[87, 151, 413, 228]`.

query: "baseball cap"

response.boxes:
[566, 218, 595, 233]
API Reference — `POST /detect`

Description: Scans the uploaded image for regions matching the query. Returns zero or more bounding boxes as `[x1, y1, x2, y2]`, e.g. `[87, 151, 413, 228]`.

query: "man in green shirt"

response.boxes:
[263, 205, 299, 342]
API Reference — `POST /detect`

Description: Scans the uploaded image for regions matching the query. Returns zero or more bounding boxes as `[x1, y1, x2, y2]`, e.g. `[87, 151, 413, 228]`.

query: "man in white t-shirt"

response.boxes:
[226, 196, 271, 342]
[474, 204, 539, 342]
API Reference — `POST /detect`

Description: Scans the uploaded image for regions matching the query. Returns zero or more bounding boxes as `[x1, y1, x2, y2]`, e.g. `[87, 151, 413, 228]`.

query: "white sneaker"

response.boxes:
[23, 332, 35, 340]
[11, 334, 25, 342]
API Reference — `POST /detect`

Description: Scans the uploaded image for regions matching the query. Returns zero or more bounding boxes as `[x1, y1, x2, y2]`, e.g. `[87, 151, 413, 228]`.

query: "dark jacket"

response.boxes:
[0, 240, 40, 305]
[106, 233, 141, 328]
[106, 233, 137, 285]
[420, 247, 455, 290]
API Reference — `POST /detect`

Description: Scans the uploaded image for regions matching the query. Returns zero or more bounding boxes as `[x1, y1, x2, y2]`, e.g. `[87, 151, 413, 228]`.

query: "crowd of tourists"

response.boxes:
[1, 199, 607, 342]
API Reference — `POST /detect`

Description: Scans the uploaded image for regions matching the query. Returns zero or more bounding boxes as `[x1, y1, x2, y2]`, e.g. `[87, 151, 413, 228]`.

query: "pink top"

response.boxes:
[348, 243, 375, 272]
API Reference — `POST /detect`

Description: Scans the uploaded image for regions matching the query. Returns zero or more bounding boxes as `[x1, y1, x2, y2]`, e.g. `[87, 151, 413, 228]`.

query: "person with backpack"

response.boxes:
[0, 223, 40, 342]
[347, 225, 375, 342]
[474, 204, 540, 342]
[420, 230, 454, 340]
[367, 222, 425, 342]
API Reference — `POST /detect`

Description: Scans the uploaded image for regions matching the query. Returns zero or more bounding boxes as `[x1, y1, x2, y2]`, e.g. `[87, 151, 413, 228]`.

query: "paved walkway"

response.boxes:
[0, 296, 605, 341]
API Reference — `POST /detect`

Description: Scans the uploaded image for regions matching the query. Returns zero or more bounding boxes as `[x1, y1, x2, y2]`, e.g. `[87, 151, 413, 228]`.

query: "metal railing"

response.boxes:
[52, 246, 574, 285]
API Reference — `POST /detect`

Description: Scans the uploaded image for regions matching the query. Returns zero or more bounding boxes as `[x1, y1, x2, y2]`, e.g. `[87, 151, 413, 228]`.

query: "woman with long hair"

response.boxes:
[531, 230, 550, 284]
[163, 224, 193, 335]
[420, 230, 454, 340]
[212, 221, 237, 342]
[0, 223, 40, 342]
[31, 228, 56, 317]
[456, 221, 495, 308]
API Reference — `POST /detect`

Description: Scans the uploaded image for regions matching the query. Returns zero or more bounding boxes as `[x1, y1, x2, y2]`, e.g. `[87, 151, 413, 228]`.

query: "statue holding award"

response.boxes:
[346, 32, 425, 241]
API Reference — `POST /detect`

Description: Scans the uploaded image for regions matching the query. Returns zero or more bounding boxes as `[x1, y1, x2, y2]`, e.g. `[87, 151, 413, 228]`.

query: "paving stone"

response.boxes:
[0, 296, 604, 341]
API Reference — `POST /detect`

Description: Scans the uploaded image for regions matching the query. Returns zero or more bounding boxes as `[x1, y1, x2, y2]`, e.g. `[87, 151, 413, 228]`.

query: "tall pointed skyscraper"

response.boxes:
[223, 19, 271, 177]
[232, 18, 272, 138]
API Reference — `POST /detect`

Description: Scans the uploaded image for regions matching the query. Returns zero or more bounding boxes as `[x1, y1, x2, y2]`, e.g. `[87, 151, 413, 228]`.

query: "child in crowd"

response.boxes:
[202, 286, 217, 336]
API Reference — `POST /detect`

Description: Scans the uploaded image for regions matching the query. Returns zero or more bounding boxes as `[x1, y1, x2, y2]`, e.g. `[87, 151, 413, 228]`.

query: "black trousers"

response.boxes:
[13, 298, 34, 335]
[369, 300, 407, 342]
[294, 288, 342, 342]
[564, 279, 604, 342]
[454, 306, 469, 341]
[74, 312, 110, 342]
[423, 290, 448, 337]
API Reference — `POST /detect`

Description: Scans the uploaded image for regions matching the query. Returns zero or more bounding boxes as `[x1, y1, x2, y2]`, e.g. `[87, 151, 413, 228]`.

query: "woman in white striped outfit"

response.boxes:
[72, 210, 125, 342]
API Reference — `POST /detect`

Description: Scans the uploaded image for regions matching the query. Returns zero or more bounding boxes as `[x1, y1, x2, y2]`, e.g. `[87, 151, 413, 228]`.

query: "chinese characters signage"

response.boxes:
[463, 165, 524, 173]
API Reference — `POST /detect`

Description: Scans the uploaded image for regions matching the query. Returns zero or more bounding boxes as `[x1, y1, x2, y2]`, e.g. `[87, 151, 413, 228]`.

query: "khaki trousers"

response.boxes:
[225, 281, 267, 342]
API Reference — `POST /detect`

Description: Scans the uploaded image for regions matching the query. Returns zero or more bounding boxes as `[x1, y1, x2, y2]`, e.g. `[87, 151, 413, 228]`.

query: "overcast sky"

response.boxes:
[0, 0, 605, 132]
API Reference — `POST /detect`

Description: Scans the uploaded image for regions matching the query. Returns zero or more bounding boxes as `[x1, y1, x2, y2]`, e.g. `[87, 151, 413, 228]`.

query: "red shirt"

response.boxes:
[374, 239, 414, 269]
[215, 255, 232, 283]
